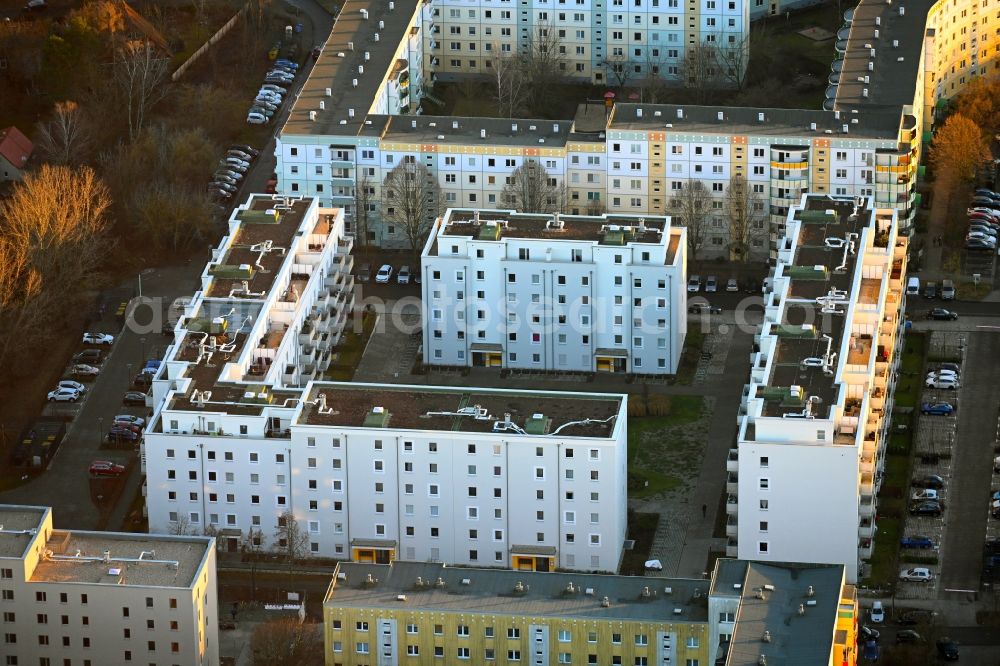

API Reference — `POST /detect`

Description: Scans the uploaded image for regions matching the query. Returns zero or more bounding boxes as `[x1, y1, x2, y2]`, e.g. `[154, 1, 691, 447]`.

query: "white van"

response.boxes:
[906, 276, 920, 296]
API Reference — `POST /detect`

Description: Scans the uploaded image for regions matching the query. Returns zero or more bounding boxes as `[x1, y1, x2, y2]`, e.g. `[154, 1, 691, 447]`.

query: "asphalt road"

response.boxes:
[938, 332, 1000, 593]
[0, 265, 203, 529]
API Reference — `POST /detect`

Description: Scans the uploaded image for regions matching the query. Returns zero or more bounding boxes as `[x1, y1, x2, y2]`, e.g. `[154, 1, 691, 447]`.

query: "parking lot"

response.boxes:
[0, 264, 202, 529]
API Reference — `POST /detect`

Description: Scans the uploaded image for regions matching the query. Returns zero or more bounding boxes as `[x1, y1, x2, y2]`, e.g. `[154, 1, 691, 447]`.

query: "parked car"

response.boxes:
[936, 638, 959, 661]
[912, 474, 945, 489]
[909, 501, 944, 516]
[107, 427, 140, 443]
[397, 265, 411, 284]
[123, 391, 147, 406]
[248, 105, 274, 118]
[726, 277, 739, 292]
[229, 144, 259, 157]
[705, 275, 718, 292]
[89, 460, 125, 477]
[869, 601, 885, 624]
[940, 279, 955, 300]
[274, 59, 298, 69]
[994, 456, 1000, 473]
[911, 489, 938, 501]
[57, 380, 87, 394]
[375, 264, 394, 283]
[900, 535, 935, 549]
[246, 112, 268, 125]
[926, 368, 958, 379]
[689, 303, 722, 314]
[312, 45, 323, 59]
[356, 262, 372, 283]
[213, 174, 238, 187]
[209, 187, 233, 200]
[47, 387, 80, 402]
[219, 160, 247, 173]
[926, 308, 958, 321]
[920, 401, 955, 416]
[895, 630, 922, 643]
[938, 362, 961, 374]
[258, 84, 287, 95]
[860, 624, 880, 642]
[82, 332, 114, 345]
[212, 181, 237, 193]
[253, 99, 278, 113]
[925, 377, 959, 390]
[24, 0, 47, 11]
[899, 567, 934, 583]
[687, 275, 701, 292]
[862, 640, 879, 662]
[226, 149, 254, 162]
[72, 349, 103, 365]
[967, 239, 996, 251]
[114, 415, 145, 428]
[70, 364, 99, 379]
[216, 168, 243, 181]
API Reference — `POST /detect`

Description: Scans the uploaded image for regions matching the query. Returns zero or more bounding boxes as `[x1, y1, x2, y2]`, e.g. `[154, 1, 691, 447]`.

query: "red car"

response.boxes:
[89, 461, 126, 477]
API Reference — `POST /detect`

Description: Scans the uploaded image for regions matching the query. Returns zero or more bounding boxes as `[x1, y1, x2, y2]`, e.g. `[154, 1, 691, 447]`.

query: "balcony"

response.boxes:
[726, 538, 738, 558]
[727, 472, 739, 495]
[859, 540, 874, 560]
[860, 471, 874, 499]
[858, 518, 875, 540]
[726, 494, 738, 514]
[727, 449, 739, 473]
[860, 497, 874, 517]
[726, 515, 738, 538]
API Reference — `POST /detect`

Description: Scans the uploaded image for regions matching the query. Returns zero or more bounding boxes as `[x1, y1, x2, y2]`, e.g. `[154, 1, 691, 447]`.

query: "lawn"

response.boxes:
[627, 396, 707, 499]
[892, 333, 926, 408]
[619, 512, 661, 575]
[673, 325, 706, 386]
[323, 312, 376, 381]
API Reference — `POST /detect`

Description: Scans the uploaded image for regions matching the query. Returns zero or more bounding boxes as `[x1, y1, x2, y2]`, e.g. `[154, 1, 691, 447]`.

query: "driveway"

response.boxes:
[0, 265, 203, 529]
[937, 331, 1000, 593]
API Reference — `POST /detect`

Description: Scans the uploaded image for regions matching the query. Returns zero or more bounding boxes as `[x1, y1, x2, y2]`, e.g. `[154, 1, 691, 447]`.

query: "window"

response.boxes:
[758, 541, 769, 554]
[759, 456, 768, 468]
[686, 636, 700, 648]
[558, 629, 571, 642]
[507, 628, 520, 639]
[759, 478, 770, 490]
[635, 634, 648, 646]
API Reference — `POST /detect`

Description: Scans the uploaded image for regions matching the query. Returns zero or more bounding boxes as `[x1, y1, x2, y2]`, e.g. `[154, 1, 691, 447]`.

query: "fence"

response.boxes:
[171, 4, 250, 82]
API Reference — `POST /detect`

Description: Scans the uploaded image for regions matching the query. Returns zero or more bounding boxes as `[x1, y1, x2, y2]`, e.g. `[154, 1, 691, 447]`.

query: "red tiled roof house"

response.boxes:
[0, 126, 34, 182]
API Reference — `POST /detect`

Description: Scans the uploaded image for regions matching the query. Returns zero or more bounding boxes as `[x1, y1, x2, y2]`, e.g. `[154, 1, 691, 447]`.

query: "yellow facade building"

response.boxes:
[323, 559, 856, 666]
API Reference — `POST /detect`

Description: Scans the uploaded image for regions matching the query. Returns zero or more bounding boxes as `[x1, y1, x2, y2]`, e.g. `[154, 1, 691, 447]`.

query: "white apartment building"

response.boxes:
[421, 208, 687, 374]
[729, 194, 908, 583]
[143, 195, 629, 573]
[146, 382, 629, 574]
[0, 505, 217, 666]
[424, 0, 749, 85]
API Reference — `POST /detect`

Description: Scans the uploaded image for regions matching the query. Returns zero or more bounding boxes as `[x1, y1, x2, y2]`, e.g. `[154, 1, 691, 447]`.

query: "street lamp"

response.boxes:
[140, 337, 147, 365]
[97, 416, 104, 447]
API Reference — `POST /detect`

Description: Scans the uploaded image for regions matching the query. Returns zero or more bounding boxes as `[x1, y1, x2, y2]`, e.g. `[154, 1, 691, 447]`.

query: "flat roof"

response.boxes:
[834, 0, 935, 113]
[607, 103, 903, 140]
[283, 0, 421, 136]
[435, 209, 667, 246]
[0, 506, 46, 559]
[710, 559, 749, 598]
[725, 562, 844, 666]
[371, 114, 574, 147]
[164, 195, 327, 416]
[300, 383, 623, 438]
[759, 196, 893, 419]
[327, 561, 710, 623]
[30, 531, 211, 588]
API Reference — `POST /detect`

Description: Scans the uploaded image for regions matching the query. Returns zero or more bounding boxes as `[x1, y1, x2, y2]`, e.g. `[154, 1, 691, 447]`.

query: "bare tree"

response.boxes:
[585, 197, 606, 216]
[714, 30, 752, 91]
[725, 174, 767, 263]
[167, 513, 192, 535]
[251, 619, 324, 666]
[520, 21, 567, 117]
[681, 43, 719, 102]
[354, 171, 376, 249]
[601, 54, 631, 89]
[241, 527, 266, 601]
[382, 160, 442, 259]
[490, 44, 527, 118]
[110, 40, 171, 142]
[0, 165, 111, 373]
[638, 52, 671, 103]
[273, 511, 310, 586]
[667, 181, 712, 261]
[35, 101, 93, 165]
[501, 160, 564, 213]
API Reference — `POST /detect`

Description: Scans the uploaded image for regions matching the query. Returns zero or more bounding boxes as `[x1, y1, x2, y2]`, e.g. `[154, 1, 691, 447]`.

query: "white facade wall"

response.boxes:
[0, 508, 217, 666]
[145, 389, 629, 573]
[422, 211, 686, 373]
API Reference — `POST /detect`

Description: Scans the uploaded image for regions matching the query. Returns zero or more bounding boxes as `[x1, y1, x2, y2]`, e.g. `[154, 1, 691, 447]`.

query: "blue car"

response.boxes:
[900, 535, 935, 549]
[863, 639, 880, 662]
[921, 401, 955, 416]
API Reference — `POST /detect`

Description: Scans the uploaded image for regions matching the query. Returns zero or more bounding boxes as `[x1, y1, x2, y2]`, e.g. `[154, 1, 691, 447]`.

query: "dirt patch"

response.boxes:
[797, 26, 835, 41]
[628, 396, 713, 500]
